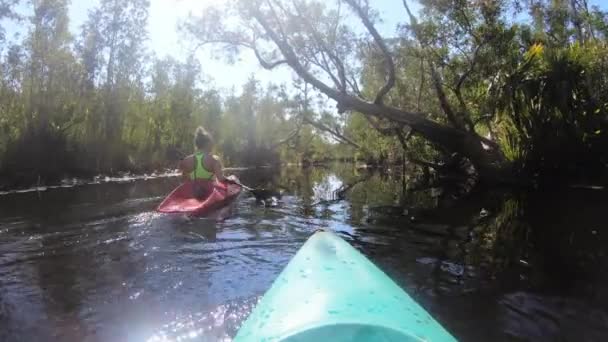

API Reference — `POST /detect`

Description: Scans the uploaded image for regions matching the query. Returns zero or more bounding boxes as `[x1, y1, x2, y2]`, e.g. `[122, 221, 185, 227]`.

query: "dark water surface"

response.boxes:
[0, 165, 607, 341]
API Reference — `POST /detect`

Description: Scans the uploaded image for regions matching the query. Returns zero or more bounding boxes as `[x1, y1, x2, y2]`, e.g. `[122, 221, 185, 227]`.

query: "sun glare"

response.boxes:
[166, 0, 224, 14]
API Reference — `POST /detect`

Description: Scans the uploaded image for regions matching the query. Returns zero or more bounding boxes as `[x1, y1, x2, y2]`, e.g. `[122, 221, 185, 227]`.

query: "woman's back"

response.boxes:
[180, 153, 218, 180]
[179, 126, 228, 183]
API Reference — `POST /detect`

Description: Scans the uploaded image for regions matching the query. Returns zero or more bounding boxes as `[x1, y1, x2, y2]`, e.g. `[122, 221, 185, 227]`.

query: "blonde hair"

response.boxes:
[194, 126, 213, 150]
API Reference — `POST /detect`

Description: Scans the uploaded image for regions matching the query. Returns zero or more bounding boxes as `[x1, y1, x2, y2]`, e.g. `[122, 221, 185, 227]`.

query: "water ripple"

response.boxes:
[0, 168, 606, 342]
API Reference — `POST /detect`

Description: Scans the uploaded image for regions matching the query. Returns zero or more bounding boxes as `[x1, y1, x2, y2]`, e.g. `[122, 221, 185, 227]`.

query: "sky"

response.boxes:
[4, 0, 608, 91]
[3, 0, 408, 91]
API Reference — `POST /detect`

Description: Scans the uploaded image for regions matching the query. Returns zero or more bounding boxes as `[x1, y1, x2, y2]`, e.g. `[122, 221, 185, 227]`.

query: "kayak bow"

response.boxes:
[235, 230, 457, 342]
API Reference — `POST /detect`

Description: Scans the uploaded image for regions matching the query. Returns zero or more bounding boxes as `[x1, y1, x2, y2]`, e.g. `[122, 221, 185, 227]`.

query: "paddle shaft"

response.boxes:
[228, 178, 254, 192]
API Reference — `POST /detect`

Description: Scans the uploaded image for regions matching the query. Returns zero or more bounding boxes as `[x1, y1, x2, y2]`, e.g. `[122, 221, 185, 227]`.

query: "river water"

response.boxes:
[0, 165, 606, 341]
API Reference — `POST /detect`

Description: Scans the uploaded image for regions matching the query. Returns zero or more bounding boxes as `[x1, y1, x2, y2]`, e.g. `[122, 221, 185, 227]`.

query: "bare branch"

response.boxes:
[417, 56, 425, 111]
[250, 6, 344, 103]
[346, 74, 362, 97]
[317, 50, 343, 89]
[365, 115, 396, 135]
[344, 0, 395, 104]
[291, 0, 347, 93]
[272, 121, 303, 148]
[300, 43, 342, 90]
[264, 0, 289, 41]
[330, 1, 342, 45]
[404, 125, 413, 140]
[430, 63, 464, 129]
[253, 45, 287, 69]
[190, 39, 252, 56]
[456, 5, 481, 44]
[452, 30, 493, 131]
[365, 115, 414, 147]
[404, 0, 473, 132]
[302, 115, 361, 149]
[456, 43, 484, 92]
[396, 125, 413, 150]
[403, 0, 418, 33]
[453, 44, 473, 65]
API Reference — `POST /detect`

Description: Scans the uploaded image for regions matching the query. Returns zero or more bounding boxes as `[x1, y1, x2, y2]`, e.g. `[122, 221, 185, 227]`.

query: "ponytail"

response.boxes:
[194, 126, 213, 150]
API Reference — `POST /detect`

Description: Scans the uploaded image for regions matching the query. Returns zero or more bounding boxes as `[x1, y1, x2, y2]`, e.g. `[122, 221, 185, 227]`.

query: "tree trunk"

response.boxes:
[337, 96, 510, 179]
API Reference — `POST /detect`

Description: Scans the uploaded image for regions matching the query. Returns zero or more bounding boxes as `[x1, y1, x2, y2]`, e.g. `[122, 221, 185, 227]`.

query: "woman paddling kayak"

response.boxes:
[178, 126, 233, 198]
[156, 127, 242, 215]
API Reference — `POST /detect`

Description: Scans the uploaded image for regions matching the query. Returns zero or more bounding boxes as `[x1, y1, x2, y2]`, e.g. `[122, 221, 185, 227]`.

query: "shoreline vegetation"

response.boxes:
[1, 1, 608, 194]
[0, 159, 372, 193]
[2, 161, 604, 197]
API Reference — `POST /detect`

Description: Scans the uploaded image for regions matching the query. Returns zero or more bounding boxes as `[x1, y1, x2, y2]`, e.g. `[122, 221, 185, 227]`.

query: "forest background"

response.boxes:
[1, 0, 607, 189]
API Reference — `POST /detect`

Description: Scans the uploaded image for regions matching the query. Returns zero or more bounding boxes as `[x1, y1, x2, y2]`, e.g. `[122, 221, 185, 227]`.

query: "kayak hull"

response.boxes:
[235, 231, 457, 342]
[156, 180, 242, 216]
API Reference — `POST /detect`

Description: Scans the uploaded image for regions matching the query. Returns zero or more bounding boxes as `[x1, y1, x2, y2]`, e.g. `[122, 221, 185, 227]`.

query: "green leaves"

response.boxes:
[524, 43, 544, 61]
[1, 0, 608, 182]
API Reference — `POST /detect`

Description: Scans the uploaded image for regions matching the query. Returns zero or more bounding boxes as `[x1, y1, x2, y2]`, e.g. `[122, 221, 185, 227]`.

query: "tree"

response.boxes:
[84, 0, 150, 142]
[198, 88, 222, 138]
[26, 0, 74, 131]
[0, 0, 20, 44]
[0, 0, 81, 182]
[185, 0, 608, 183]
[184, 0, 509, 182]
[1, 0, 607, 188]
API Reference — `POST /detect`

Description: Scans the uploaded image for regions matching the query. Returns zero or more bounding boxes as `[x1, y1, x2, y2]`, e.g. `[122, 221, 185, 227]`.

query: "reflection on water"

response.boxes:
[146, 297, 259, 342]
[0, 164, 607, 341]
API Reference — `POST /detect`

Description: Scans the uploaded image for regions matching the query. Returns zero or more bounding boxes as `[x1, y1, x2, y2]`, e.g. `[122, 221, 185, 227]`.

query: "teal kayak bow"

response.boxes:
[235, 230, 457, 341]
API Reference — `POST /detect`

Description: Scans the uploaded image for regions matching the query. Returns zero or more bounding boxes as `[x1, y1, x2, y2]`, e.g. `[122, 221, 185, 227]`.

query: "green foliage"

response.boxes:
[2, 0, 608, 187]
[344, 113, 400, 163]
[345, 0, 608, 179]
[0, 0, 339, 187]
[496, 41, 608, 176]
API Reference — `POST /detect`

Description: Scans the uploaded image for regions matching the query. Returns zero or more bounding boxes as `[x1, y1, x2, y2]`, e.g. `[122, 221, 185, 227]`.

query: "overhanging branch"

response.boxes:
[291, 0, 347, 93]
[345, 0, 395, 104]
[253, 45, 287, 69]
[430, 63, 464, 129]
[302, 115, 361, 149]
[365, 115, 398, 135]
[251, 6, 341, 101]
[272, 121, 303, 148]
[244, 2, 503, 168]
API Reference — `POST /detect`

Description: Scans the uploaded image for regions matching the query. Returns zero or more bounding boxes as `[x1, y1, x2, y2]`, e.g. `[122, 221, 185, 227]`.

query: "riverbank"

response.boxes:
[3, 159, 606, 195]
[0, 170, 181, 195]
[0, 163, 294, 194]
[0, 155, 354, 192]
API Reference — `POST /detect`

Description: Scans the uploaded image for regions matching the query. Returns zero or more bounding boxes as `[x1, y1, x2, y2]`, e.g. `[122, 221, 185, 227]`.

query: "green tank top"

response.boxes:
[189, 153, 214, 180]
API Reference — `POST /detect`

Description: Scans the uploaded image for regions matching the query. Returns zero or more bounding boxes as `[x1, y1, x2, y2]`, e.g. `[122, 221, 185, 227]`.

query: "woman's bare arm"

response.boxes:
[178, 156, 192, 182]
[212, 155, 228, 182]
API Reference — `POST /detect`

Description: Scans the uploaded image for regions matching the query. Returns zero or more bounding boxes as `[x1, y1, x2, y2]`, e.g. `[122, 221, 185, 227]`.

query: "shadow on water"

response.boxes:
[0, 164, 607, 341]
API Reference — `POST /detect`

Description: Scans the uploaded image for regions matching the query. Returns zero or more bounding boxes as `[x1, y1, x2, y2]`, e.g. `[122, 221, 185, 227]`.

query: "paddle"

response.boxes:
[226, 177, 283, 202]
[224, 177, 253, 192]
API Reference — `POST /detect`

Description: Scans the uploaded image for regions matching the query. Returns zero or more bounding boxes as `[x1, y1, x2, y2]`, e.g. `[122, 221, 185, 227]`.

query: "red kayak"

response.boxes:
[157, 180, 242, 216]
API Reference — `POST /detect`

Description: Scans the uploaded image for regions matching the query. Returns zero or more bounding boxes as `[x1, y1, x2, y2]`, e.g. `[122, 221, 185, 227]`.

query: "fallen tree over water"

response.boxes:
[186, 0, 608, 186]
